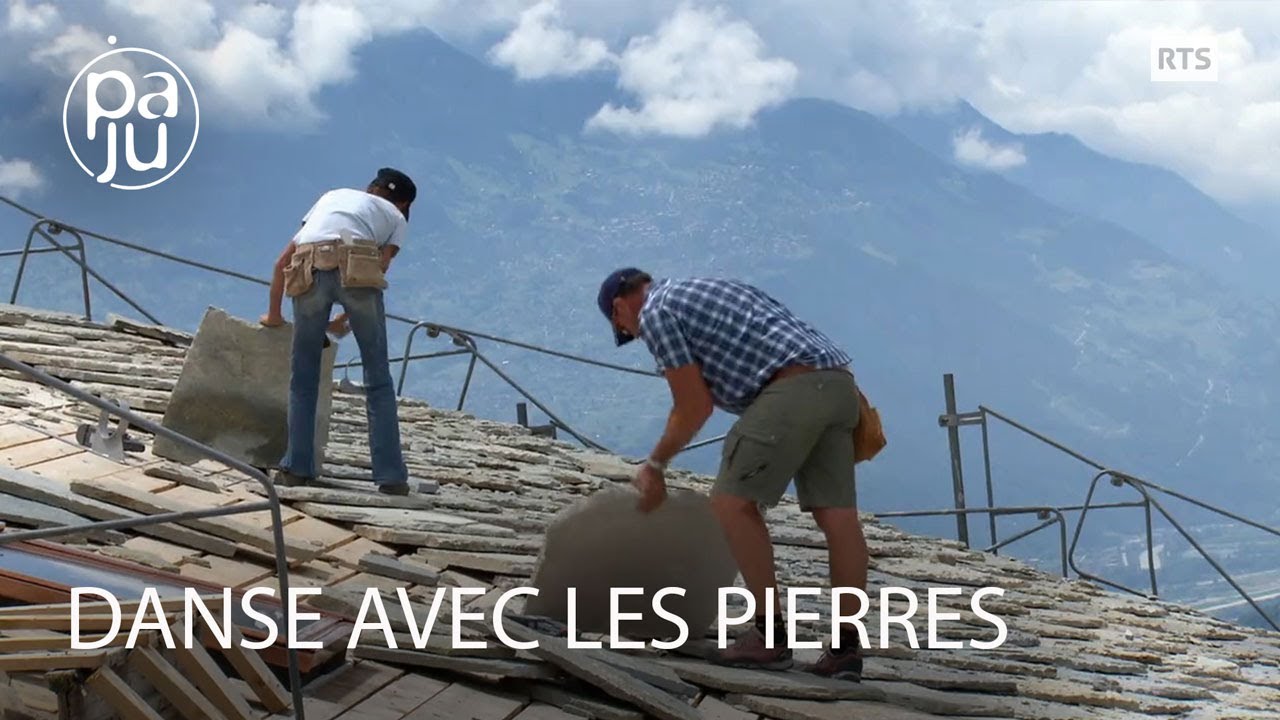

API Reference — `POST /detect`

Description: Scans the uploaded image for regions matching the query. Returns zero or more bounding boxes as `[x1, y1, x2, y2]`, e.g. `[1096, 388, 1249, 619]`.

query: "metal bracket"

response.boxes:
[516, 402, 558, 439]
[938, 411, 984, 428]
[76, 399, 131, 461]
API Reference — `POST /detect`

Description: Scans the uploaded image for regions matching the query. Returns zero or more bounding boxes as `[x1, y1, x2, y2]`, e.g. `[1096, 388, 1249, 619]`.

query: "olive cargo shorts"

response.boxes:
[714, 369, 860, 510]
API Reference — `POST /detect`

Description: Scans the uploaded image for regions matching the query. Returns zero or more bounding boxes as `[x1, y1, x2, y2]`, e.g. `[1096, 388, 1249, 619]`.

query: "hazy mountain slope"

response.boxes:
[891, 101, 1280, 300]
[2, 32, 1278, 527]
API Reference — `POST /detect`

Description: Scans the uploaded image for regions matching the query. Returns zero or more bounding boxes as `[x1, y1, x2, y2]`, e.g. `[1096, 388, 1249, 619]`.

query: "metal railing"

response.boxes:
[1, 194, 712, 457]
[936, 373, 1280, 631]
[9, 195, 1280, 630]
[0, 353, 308, 719]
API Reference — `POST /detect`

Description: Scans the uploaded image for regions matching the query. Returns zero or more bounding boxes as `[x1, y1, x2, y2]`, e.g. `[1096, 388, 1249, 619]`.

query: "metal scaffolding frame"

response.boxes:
[937, 373, 1280, 631]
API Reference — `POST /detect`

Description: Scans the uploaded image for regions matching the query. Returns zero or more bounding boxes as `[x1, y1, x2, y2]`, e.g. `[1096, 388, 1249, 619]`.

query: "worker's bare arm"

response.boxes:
[260, 240, 296, 327]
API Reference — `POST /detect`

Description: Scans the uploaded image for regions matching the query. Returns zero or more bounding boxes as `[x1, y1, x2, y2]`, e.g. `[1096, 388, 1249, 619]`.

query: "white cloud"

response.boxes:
[5, 1, 1280, 204]
[952, 127, 1027, 171]
[28, 24, 115, 77]
[587, 5, 797, 137]
[0, 157, 43, 197]
[490, 0, 612, 80]
[6, 0, 58, 33]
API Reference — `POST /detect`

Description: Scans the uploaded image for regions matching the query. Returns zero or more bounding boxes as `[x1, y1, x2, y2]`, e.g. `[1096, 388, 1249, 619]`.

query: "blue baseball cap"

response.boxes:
[597, 267, 647, 346]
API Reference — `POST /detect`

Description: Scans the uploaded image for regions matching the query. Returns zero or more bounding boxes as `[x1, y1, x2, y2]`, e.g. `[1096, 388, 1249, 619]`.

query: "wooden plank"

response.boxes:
[0, 633, 127, 652]
[27, 451, 158, 482]
[336, 673, 449, 720]
[130, 646, 226, 720]
[0, 423, 50, 449]
[270, 515, 355, 552]
[323, 536, 396, 568]
[0, 615, 125, 631]
[354, 526, 541, 553]
[0, 438, 83, 468]
[501, 623, 699, 720]
[72, 478, 323, 561]
[155, 484, 237, 509]
[0, 465, 238, 557]
[292, 661, 403, 720]
[353, 645, 560, 681]
[178, 555, 275, 589]
[0, 651, 107, 671]
[401, 682, 525, 720]
[168, 621, 256, 720]
[0, 594, 225, 618]
[358, 553, 441, 586]
[85, 666, 167, 720]
[417, 549, 536, 576]
[219, 625, 292, 713]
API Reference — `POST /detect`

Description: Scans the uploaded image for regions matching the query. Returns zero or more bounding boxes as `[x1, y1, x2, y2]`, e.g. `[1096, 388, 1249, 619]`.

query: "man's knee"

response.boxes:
[711, 492, 762, 523]
[812, 506, 861, 536]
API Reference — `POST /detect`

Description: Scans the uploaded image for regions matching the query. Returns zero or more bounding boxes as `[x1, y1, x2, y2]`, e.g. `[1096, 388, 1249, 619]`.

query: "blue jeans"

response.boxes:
[279, 269, 407, 485]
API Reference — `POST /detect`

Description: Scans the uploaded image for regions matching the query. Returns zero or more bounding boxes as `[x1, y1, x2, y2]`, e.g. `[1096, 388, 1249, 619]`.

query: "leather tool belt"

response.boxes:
[284, 239, 387, 297]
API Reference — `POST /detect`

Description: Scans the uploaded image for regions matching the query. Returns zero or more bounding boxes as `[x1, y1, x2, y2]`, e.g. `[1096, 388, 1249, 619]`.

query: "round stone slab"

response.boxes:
[526, 485, 739, 640]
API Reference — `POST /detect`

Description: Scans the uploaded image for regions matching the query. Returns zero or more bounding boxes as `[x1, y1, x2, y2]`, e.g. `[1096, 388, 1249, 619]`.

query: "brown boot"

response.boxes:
[810, 645, 863, 682]
[712, 627, 794, 671]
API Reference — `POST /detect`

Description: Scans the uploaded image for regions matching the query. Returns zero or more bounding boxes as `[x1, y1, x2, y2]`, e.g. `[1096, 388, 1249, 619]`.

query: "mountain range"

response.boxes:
[2, 30, 1278, 590]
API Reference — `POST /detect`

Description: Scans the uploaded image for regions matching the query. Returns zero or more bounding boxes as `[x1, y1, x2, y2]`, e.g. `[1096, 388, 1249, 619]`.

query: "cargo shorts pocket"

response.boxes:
[283, 251, 314, 298]
[716, 427, 787, 505]
[340, 243, 387, 289]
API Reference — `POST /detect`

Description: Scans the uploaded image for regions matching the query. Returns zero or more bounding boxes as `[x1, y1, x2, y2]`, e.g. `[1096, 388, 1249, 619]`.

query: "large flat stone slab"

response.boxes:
[155, 307, 336, 470]
[525, 486, 737, 640]
[726, 695, 944, 720]
[658, 659, 884, 701]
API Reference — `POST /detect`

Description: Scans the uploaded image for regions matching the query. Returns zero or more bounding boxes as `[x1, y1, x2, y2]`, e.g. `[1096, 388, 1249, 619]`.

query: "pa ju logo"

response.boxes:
[62, 36, 199, 190]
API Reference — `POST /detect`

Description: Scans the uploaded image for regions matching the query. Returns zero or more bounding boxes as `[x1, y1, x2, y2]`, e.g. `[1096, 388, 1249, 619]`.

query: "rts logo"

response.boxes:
[63, 36, 199, 190]
[1150, 34, 1218, 82]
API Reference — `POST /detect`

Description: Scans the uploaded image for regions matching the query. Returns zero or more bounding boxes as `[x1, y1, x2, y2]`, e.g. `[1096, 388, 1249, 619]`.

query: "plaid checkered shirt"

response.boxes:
[639, 278, 852, 414]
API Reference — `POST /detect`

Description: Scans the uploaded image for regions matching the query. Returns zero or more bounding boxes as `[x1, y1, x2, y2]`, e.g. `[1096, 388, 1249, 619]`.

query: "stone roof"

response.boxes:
[1, 303, 1279, 719]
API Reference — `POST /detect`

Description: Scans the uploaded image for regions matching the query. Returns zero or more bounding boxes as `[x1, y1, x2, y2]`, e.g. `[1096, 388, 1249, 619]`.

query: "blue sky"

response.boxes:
[2, 0, 1278, 213]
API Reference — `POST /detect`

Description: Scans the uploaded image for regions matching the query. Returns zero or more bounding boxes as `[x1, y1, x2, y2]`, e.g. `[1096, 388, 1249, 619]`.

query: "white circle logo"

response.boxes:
[62, 37, 200, 191]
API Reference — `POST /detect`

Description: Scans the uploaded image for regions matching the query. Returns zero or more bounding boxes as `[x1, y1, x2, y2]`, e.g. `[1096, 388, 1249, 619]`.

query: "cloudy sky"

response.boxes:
[2, 0, 1278, 209]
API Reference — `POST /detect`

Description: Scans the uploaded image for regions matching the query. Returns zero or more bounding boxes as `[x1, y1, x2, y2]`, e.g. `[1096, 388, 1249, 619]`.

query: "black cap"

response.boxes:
[371, 167, 417, 205]
[598, 267, 646, 346]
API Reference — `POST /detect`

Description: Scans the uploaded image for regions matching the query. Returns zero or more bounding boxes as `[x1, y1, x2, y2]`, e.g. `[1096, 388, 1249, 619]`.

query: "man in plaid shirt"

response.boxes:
[598, 268, 867, 680]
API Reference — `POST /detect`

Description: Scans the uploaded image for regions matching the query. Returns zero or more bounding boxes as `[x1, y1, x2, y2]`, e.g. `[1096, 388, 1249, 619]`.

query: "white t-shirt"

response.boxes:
[293, 188, 407, 248]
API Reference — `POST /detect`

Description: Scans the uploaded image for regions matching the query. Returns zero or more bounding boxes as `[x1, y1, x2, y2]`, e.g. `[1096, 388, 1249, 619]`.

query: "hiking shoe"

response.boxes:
[810, 646, 863, 682]
[271, 469, 311, 487]
[711, 627, 793, 670]
[377, 483, 411, 496]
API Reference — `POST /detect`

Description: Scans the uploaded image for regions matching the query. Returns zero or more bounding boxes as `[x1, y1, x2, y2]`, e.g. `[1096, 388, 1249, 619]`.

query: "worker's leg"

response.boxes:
[279, 270, 337, 478]
[338, 284, 407, 486]
[711, 373, 829, 667]
[710, 493, 778, 626]
[794, 371, 866, 678]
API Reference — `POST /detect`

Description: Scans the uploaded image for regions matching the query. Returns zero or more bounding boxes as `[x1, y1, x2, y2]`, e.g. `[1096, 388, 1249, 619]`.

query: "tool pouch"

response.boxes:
[283, 245, 316, 298]
[339, 240, 388, 290]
